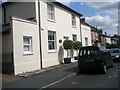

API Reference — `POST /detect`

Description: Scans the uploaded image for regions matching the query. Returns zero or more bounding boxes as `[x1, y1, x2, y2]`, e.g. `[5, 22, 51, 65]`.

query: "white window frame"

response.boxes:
[47, 3, 55, 21]
[23, 35, 33, 55]
[48, 31, 57, 52]
[72, 14, 76, 27]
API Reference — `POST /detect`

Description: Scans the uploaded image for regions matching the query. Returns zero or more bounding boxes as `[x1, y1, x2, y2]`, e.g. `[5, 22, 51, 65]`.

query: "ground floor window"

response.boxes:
[85, 37, 88, 46]
[23, 36, 32, 54]
[48, 31, 56, 51]
[72, 34, 77, 41]
[63, 36, 69, 40]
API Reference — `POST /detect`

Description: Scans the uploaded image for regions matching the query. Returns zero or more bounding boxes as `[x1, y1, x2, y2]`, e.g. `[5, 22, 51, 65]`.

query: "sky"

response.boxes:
[1, 0, 119, 36]
[57, 1, 118, 36]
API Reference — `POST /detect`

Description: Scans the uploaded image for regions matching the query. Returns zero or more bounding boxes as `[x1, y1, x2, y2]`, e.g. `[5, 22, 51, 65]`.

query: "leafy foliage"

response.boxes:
[106, 43, 119, 49]
[63, 39, 73, 50]
[73, 41, 82, 51]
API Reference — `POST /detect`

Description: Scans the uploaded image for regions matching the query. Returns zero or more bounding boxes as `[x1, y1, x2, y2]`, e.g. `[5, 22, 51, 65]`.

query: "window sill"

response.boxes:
[47, 19, 55, 23]
[48, 50, 57, 53]
[23, 52, 33, 55]
[72, 26, 76, 28]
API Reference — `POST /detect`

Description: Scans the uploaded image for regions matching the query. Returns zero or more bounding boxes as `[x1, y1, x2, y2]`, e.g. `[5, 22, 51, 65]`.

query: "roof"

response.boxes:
[52, 2, 83, 17]
[3, 1, 83, 17]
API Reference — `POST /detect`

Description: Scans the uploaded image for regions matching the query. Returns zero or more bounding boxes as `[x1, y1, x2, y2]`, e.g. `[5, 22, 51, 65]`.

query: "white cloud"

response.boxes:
[86, 15, 118, 36]
[56, 0, 73, 6]
[84, 2, 118, 36]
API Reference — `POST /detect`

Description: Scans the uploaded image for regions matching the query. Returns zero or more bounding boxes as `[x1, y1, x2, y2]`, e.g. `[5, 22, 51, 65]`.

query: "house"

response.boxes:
[99, 33, 106, 46]
[91, 26, 100, 45]
[106, 36, 111, 44]
[111, 35, 118, 44]
[80, 18, 92, 46]
[2, 1, 83, 75]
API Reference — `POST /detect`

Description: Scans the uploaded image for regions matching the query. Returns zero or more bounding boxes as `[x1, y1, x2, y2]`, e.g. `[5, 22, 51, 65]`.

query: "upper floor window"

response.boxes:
[72, 14, 76, 27]
[48, 31, 56, 51]
[47, 3, 55, 21]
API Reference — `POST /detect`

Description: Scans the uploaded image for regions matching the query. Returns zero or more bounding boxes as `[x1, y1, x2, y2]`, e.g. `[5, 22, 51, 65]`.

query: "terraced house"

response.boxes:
[2, 1, 83, 75]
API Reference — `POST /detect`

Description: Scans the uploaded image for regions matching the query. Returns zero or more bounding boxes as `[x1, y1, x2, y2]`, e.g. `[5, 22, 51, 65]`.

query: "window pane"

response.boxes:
[24, 37, 30, 44]
[73, 35, 77, 41]
[72, 14, 76, 26]
[64, 36, 69, 40]
[47, 3, 54, 20]
[48, 31, 56, 50]
[48, 41, 55, 50]
[24, 45, 30, 51]
[23, 36, 32, 52]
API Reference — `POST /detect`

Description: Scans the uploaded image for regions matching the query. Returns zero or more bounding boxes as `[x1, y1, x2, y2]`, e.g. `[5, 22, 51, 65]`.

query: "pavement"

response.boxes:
[2, 62, 78, 88]
[2, 62, 119, 89]
[2, 62, 77, 84]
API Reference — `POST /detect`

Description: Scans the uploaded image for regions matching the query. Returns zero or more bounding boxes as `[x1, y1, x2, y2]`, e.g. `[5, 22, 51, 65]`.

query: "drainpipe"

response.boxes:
[79, 18, 82, 44]
[3, 6, 6, 24]
[38, 0, 43, 69]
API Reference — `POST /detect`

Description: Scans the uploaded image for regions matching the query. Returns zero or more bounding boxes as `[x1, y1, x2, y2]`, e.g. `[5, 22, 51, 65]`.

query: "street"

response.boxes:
[42, 63, 119, 88]
[3, 62, 119, 89]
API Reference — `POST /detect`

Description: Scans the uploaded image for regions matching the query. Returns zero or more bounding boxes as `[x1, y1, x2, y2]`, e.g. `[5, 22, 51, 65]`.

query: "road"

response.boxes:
[42, 63, 119, 88]
[3, 62, 119, 89]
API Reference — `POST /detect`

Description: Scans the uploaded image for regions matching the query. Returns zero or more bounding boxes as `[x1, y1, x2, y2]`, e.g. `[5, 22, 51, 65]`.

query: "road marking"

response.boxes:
[71, 82, 78, 85]
[108, 76, 111, 79]
[41, 73, 76, 89]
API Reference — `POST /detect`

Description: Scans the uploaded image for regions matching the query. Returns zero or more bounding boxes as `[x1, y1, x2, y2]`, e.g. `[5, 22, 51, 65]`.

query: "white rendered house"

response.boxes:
[80, 18, 92, 46]
[2, 1, 83, 75]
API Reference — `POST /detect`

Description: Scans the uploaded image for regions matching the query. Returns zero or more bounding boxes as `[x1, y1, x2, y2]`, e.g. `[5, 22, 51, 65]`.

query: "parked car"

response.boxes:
[77, 46, 113, 74]
[108, 48, 120, 63]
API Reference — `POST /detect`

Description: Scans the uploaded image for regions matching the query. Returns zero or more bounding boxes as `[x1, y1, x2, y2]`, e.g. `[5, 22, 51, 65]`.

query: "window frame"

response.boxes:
[23, 35, 33, 55]
[47, 3, 55, 21]
[72, 14, 76, 27]
[48, 30, 57, 52]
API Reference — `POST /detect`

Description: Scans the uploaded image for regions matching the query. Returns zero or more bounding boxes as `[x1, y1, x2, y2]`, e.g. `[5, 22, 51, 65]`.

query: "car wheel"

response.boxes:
[110, 61, 114, 68]
[102, 64, 107, 74]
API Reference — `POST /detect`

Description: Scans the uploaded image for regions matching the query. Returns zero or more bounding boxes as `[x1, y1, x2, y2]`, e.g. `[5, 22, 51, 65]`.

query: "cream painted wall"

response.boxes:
[39, 1, 81, 68]
[12, 17, 41, 75]
[81, 24, 92, 46]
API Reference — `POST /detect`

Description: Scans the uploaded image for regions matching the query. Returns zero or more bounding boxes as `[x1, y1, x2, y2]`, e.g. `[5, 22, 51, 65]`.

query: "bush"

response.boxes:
[63, 39, 73, 58]
[63, 39, 73, 50]
[73, 41, 82, 51]
[106, 43, 118, 49]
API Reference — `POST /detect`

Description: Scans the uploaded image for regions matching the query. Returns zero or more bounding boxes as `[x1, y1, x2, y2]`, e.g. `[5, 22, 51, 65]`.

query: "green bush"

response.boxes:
[73, 41, 82, 51]
[63, 39, 73, 50]
[106, 43, 118, 49]
[63, 39, 73, 58]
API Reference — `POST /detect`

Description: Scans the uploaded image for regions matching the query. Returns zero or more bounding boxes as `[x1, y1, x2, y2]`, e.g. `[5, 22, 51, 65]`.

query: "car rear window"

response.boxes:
[79, 47, 100, 56]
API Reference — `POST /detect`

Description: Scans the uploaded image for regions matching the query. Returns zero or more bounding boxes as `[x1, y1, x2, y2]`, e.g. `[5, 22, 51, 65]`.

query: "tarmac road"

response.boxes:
[2, 62, 119, 89]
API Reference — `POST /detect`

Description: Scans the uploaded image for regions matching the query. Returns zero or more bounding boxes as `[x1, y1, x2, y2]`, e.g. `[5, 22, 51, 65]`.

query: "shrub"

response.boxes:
[73, 41, 82, 51]
[63, 39, 73, 58]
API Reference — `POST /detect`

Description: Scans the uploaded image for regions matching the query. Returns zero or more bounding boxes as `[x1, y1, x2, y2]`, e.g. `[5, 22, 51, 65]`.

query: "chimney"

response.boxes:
[81, 18, 85, 22]
[96, 26, 97, 29]
[105, 32, 107, 35]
